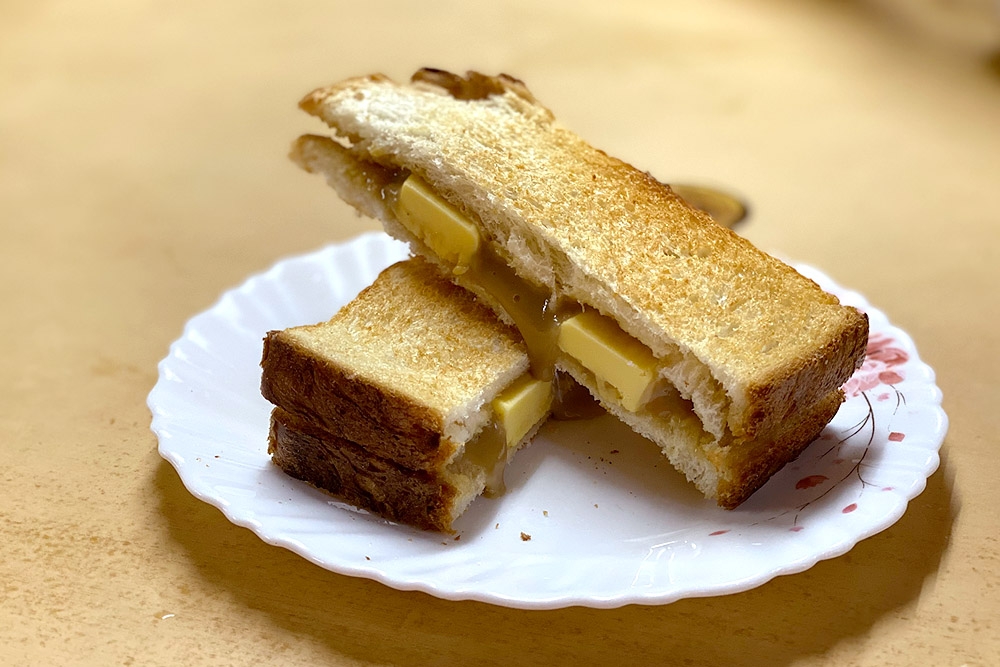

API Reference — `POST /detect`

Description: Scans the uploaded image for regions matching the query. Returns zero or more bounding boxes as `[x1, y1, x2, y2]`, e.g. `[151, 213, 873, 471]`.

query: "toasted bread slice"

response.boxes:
[291, 69, 868, 507]
[260, 257, 552, 531]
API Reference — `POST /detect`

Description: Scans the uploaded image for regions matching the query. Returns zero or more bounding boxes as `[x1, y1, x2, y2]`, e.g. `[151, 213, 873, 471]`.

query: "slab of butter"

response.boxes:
[492, 374, 554, 446]
[558, 311, 658, 411]
[396, 176, 479, 270]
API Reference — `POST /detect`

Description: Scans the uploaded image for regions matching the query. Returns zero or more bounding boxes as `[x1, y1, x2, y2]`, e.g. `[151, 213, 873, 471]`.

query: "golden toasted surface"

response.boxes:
[261, 257, 532, 475]
[270, 257, 528, 426]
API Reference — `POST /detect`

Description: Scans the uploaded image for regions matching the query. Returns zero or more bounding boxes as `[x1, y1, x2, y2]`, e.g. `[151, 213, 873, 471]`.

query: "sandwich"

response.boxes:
[260, 257, 554, 531]
[289, 68, 869, 508]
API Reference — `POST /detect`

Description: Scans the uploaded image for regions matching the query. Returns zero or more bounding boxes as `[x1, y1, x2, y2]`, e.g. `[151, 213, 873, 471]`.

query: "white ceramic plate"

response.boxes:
[150, 232, 946, 609]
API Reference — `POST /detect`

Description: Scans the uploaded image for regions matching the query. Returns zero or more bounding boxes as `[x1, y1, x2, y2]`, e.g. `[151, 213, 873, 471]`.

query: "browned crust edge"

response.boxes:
[717, 389, 846, 508]
[742, 308, 868, 439]
[260, 330, 448, 471]
[267, 407, 459, 532]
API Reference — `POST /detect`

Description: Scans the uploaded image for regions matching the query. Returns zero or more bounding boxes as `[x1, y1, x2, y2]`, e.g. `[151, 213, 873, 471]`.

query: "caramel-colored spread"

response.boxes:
[551, 372, 604, 420]
[462, 373, 553, 496]
[462, 238, 568, 380]
[392, 175, 664, 413]
[464, 421, 509, 497]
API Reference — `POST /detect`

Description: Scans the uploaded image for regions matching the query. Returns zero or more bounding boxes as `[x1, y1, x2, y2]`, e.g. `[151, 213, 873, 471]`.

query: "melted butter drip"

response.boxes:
[463, 245, 572, 381]
[463, 372, 602, 499]
[464, 421, 508, 497]
[551, 373, 605, 420]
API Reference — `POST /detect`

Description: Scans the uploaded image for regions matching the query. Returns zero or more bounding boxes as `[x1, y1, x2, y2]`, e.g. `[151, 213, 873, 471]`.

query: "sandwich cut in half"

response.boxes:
[260, 257, 554, 531]
[290, 69, 869, 509]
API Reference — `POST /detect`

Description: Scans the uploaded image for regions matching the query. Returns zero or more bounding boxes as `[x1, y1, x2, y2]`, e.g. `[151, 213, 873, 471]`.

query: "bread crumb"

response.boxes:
[520, 532, 531, 541]
[543, 510, 549, 517]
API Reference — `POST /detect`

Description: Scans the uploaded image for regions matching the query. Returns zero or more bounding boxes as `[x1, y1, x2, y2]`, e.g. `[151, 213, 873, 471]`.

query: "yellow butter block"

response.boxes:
[492, 374, 554, 446]
[558, 311, 658, 411]
[396, 176, 480, 270]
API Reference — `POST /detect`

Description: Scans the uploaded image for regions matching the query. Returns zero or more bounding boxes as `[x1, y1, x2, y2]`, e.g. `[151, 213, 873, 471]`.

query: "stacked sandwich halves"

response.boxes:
[262, 69, 868, 530]
[261, 257, 553, 531]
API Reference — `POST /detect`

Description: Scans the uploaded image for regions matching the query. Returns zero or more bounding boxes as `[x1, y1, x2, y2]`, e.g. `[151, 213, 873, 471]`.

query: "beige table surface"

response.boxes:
[3, 1, 999, 665]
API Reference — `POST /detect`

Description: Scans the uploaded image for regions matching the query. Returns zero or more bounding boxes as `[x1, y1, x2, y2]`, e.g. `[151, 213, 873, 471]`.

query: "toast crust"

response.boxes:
[268, 407, 466, 532]
[261, 258, 531, 469]
[715, 389, 844, 508]
[261, 329, 446, 470]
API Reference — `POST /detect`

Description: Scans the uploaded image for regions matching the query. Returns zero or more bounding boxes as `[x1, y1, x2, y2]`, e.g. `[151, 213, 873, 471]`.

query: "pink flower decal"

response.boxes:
[879, 371, 904, 385]
[842, 503, 858, 514]
[795, 475, 828, 490]
[888, 432, 905, 442]
[843, 332, 909, 397]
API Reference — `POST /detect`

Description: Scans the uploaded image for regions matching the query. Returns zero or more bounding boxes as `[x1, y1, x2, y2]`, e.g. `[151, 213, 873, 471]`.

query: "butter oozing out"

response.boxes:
[396, 176, 479, 272]
[492, 374, 554, 446]
[557, 311, 659, 412]
[393, 173, 663, 416]
[463, 240, 565, 380]
[465, 374, 553, 497]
